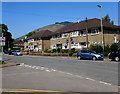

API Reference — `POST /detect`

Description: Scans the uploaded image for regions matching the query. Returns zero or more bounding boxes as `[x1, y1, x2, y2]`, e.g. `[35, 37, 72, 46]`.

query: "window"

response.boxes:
[57, 34, 61, 39]
[71, 43, 78, 48]
[52, 35, 57, 39]
[62, 33, 68, 38]
[78, 31, 81, 36]
[79, 42, 86, 46]
[91, 29, 99, 35]
[70, 31, 82, 37]
[81, 50, 88, 53]
[83, 31, 87, 36]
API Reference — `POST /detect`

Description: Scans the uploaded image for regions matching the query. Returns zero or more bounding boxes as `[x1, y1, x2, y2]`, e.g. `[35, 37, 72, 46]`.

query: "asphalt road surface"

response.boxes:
[2, 55, 119, 92]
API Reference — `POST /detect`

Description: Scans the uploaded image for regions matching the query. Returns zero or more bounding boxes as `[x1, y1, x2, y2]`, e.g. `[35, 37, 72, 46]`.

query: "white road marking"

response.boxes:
[46, 70, 51, 72]
[85, 78, 95, 81]
[51, 69, 56, 72]
[99, 81, 112, 85]
[19, 64, 113, 86]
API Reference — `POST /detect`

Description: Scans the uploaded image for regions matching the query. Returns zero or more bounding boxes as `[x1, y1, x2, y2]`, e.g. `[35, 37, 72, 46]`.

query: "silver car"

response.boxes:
[13, 50, 23, 56]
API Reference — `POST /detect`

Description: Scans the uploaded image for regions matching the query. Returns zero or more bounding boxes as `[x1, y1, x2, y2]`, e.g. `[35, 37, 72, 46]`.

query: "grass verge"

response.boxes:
[0, 60, 6, 65]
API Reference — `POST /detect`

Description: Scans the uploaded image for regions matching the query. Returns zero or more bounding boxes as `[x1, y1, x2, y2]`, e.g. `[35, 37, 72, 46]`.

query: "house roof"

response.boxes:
[54, 18, 120, 35]
[26, 30, 53, 40]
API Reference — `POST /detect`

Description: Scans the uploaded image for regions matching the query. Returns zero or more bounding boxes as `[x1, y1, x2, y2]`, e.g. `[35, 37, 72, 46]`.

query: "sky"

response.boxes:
[1, 2, 119, 39]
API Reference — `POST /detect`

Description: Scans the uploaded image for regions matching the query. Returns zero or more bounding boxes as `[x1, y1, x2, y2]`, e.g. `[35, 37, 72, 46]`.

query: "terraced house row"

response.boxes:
[24, 18, 120, 52]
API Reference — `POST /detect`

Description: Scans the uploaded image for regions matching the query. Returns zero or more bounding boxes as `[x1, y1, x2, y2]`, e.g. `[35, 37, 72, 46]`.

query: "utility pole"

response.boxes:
[68, 33, 71, 51]
[97, 5, 104, 53]
[85, 17, 89, 49]
[1, 33, 3, 62]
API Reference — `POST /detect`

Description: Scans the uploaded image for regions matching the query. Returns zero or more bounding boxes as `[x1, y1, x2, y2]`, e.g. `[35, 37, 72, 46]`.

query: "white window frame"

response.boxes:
[91, 29, 99, 35]
[83, 31, 87, 36]
[57, 34, 61, 39]
[70, 31, 80, 37]
[51, 35, 56, 40]
[62, 33, 68, 38]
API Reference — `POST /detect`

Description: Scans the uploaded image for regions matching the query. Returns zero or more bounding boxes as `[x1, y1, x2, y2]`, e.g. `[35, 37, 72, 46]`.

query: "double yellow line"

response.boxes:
[0, 88, 62, 92]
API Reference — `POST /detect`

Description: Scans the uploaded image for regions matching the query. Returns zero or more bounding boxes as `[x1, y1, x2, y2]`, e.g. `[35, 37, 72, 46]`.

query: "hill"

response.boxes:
[15, 21, 72, 42]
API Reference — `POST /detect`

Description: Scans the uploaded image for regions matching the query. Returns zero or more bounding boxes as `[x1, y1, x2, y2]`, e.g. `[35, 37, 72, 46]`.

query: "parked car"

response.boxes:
[13, 50, 23, 56]
[109, 50, 120, 62]
[77, 50, 104, 60]
[8, 50, 23, 56]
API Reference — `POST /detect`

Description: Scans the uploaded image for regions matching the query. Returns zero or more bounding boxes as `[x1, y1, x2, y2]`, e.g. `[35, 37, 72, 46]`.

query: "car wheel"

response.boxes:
[77, 56, 81, 60]
[92, 56, 97, 61]
[115, 57, 119, 62]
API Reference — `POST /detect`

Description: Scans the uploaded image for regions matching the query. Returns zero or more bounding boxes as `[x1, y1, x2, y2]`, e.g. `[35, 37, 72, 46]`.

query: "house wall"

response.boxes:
[50, 29, 120, 50]
[42, 39, 51, 51]
[24, 40, 42, 51]
[24, 29, 120, 51]
[104, 30, 119, 46]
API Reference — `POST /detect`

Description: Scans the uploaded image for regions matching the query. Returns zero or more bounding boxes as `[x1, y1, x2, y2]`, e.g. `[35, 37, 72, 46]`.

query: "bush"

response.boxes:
[71, 48, 75, 53]
[104, 45, 110, 52]
[82, 47, 88, 50]
[110, 43, 118, 51]
[69, 52, 74, 56]
[103, 52, 109, 56]
[56, 48, 61, 53]
[47, 49, 52, 53]
[89, 45, 103, 53]
[52, 49, 57, 53]
[75, 49, 81, 53]
[61, 49, 69, 53]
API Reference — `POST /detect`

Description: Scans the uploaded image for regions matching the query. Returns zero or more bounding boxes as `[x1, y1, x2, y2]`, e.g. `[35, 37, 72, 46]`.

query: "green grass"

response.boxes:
[0, 60, 6, 65]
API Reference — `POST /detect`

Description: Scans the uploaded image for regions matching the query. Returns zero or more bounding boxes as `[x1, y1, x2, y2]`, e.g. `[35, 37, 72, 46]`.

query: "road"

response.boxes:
[2, 55, 119, 92]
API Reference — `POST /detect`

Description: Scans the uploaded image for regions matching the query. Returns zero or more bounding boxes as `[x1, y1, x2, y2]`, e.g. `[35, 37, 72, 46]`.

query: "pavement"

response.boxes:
[0, 62, 22, 68]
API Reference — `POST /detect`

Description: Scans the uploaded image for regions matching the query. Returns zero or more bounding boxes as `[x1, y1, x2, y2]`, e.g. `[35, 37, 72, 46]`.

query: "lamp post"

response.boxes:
[85, 17, 89, 49]
[97, 5, 104, 52]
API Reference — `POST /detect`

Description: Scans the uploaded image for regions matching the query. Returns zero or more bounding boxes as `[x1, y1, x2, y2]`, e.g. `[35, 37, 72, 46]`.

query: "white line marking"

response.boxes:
[46, 70, 51, 72]
[85, 78, 95, 81]
[51, 69, 56, 72]
[99, 81, 112, 85]
[66, 73, 73, 75]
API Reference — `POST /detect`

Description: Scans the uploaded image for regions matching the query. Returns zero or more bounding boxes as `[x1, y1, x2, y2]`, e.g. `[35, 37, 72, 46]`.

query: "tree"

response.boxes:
[103, 14, 114, 25]
[2, 24, 14, 51]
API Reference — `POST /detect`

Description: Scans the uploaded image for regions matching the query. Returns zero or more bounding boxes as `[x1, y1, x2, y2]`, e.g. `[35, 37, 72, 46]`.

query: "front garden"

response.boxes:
[24, 43, 119, 57]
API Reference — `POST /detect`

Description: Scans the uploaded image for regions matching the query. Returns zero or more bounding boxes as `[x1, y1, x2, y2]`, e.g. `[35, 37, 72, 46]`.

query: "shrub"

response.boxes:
[82, 47, 88, 50]
[52, 49, 57, 53]
[103, 52, 109, 56]
[89, 45, 103, 53]
[75, 49, 81, 53]
[104, 45, 110, 52]
[61, 49, 69, 53]
[110, 43, 118, 51]
[71, 48, 75, 53]
[69, 51, 74, 56]
[56, 48, 61, 53]
[47, 49, 52, 53]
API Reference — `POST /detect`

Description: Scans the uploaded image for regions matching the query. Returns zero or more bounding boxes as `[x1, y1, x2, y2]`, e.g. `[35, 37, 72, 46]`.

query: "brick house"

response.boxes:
[50, 18, 120, 50]
[24, 30, 53, 52]
[24, 18, 120, 52]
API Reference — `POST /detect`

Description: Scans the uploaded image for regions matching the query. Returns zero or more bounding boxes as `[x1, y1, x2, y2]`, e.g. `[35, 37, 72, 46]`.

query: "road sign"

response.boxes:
[0, 37, 5, 46]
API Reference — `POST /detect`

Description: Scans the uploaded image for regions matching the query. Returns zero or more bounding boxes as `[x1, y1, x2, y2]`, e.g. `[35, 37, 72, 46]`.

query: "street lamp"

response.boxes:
[97, 5, 104, 52]
[85, 17, 89, 49]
